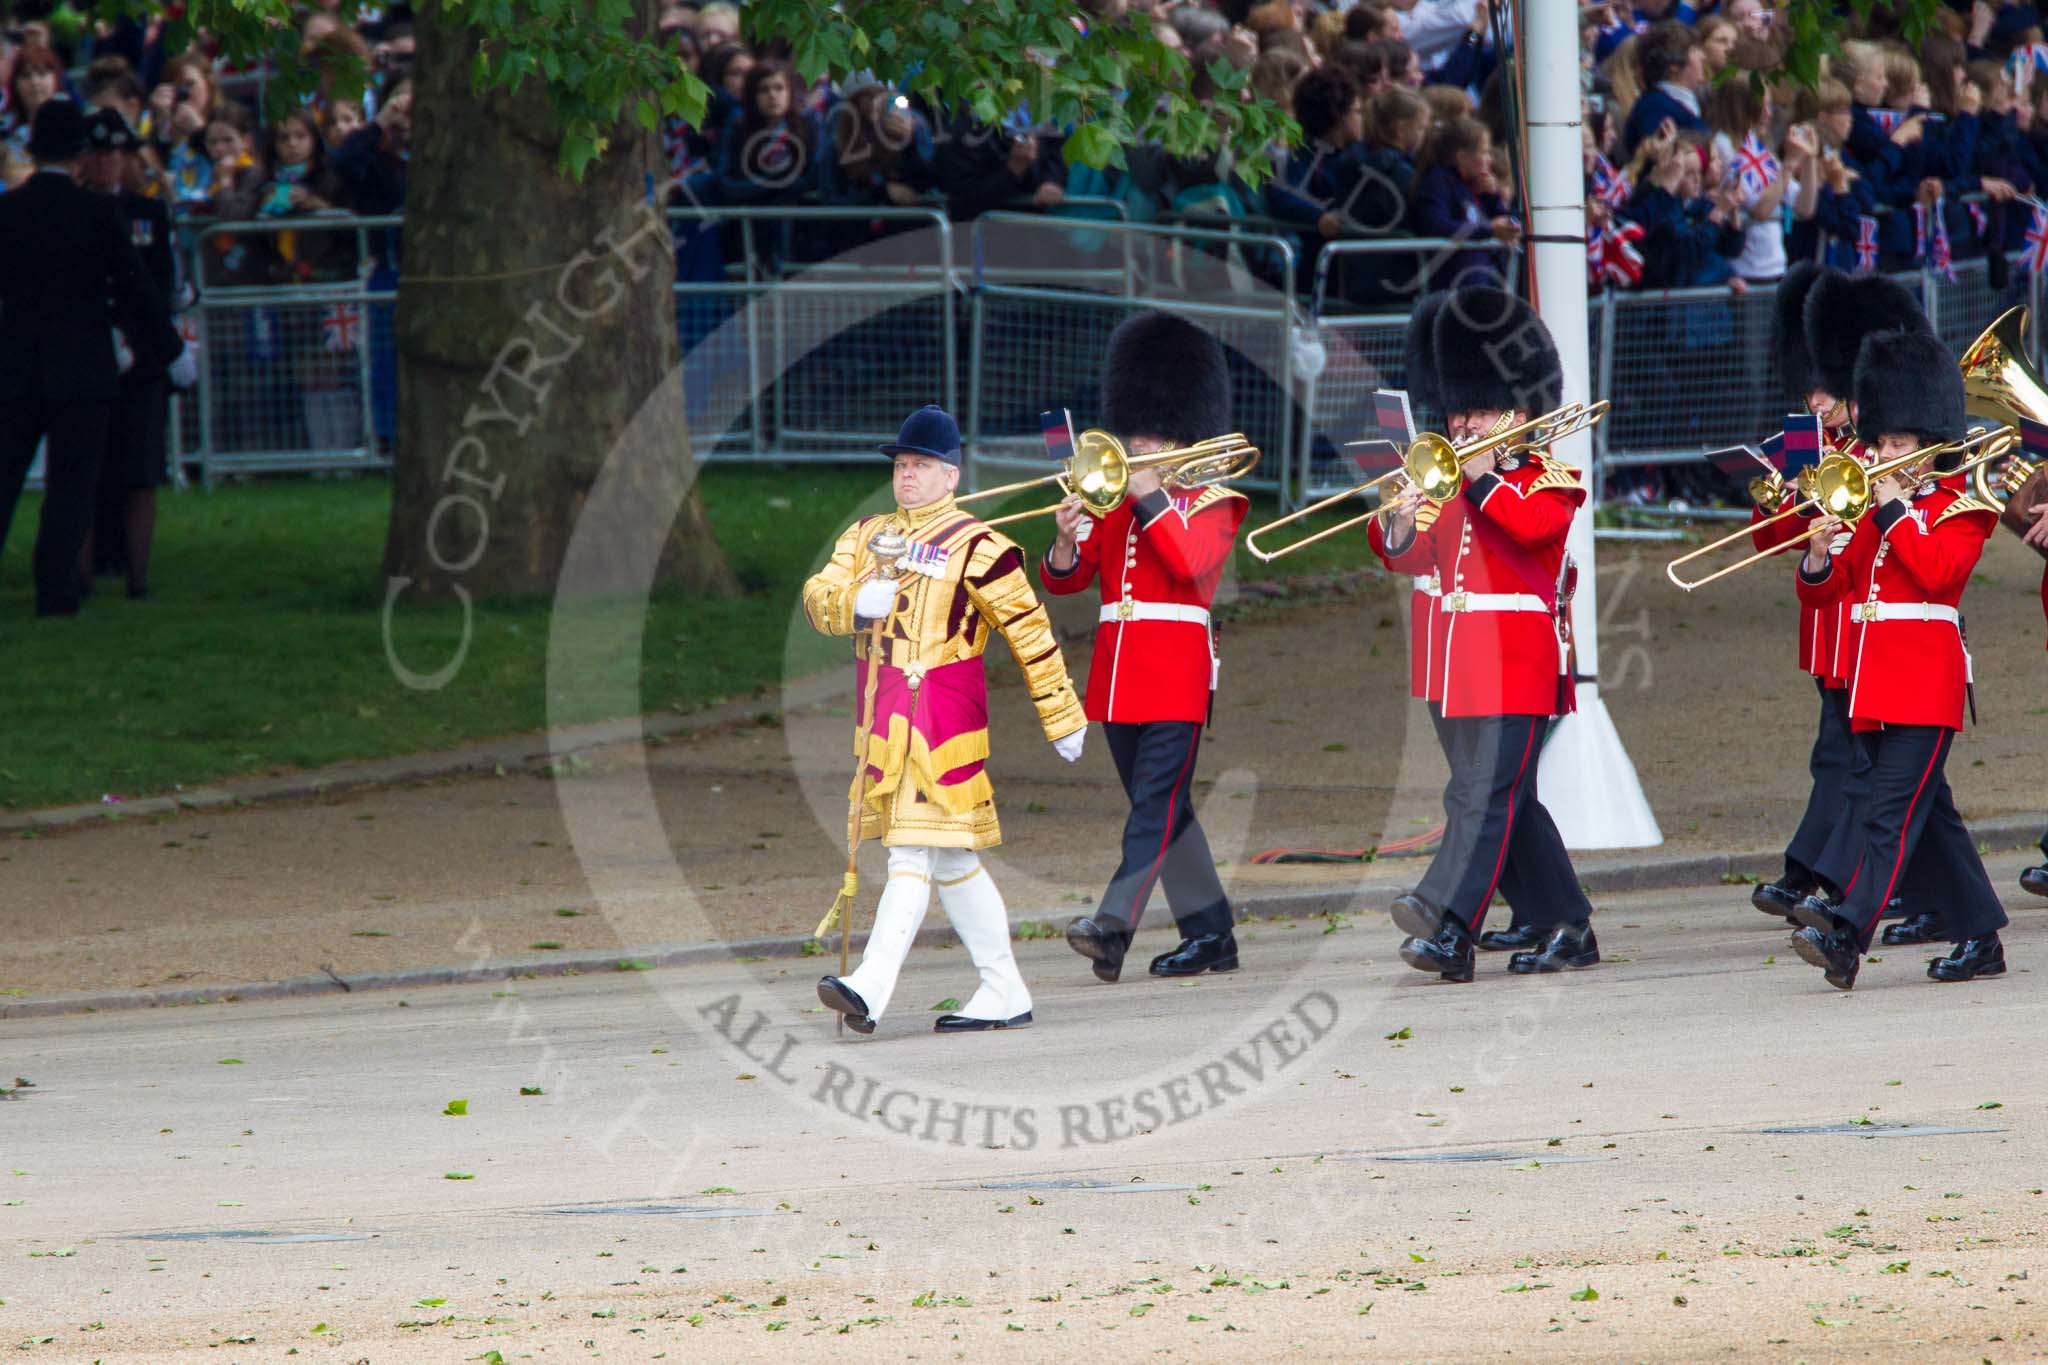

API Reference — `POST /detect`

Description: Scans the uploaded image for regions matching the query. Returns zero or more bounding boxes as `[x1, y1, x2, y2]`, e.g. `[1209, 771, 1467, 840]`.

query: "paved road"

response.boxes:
[5, 861, 2046, 1361]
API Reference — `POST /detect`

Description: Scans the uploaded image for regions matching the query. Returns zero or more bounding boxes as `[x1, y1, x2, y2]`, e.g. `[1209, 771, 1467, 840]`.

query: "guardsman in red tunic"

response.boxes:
[1789, 331, 2008, 990]
[1747, 270, 1933, 942]
[1368, 291, 1546, 954]
[1041, 311, 1248, 982]
[1371, 287, 1597, 983]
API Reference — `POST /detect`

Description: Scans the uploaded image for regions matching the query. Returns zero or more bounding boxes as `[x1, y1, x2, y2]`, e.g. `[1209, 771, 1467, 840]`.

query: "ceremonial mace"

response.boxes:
[815, 527, 909, 1033]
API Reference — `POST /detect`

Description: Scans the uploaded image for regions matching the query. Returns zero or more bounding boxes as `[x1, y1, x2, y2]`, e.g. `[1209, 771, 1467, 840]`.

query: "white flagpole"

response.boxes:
[1522, 0, 1662, 848]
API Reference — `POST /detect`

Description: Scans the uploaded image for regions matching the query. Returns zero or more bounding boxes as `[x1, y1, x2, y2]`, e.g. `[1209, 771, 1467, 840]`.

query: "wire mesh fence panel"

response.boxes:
[1928, 257, 2027, 358]
[765, 285, 955, 456]
[1302, 313, 1409, 501]
[676, 281, 766, 458]
[194, 293, 384, 477]
[1600, 284, 1781, 469]
[966, 216, 1298, 500]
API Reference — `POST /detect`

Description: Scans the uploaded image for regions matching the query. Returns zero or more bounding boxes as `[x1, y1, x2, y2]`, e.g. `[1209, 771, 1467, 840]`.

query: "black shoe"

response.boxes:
[1065, 916, 1131, 984]
[1791, 926, 1861, 991]
[1791, 893, 1856, 938]
[1750, 879, 1806, 923]
[934, 1010, 1034, 1032]
[1927, 935, 2006, 982]
[1478, 923, 1545, 952]
[815, 976, 877, 1034]
[1507, 921, 1600, 974]
[1398, 927, 1474, 983]
[2021, 865, 2048, 899]
[1880, 911, 1946, 947]
[1149, 932, 1239, 977]
[1390, 891, 1456, 941]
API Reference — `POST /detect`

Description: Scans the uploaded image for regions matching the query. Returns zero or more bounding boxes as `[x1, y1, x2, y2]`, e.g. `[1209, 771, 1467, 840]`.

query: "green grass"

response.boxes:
[1, 467, 1376, 812]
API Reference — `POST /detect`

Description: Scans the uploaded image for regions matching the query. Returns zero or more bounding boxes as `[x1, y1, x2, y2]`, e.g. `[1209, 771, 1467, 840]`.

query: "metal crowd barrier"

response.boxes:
[158, 207, 2048, 506]
[962, 214, 1301, 504]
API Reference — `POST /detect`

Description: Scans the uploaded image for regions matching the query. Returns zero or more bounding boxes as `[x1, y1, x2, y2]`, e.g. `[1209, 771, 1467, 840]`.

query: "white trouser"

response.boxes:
[841, 846, 1031, 1022]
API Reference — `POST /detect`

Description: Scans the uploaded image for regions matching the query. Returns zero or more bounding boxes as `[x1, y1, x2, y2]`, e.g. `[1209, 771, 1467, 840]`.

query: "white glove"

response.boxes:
[854, 577, 897, 621]
[1053, 727, 1086, 763]
[168, 344, 199, 390]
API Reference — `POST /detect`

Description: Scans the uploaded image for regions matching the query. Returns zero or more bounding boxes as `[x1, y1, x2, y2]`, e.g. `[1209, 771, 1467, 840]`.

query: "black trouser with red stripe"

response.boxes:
[1094, 720, 1233, 940]
[1417, 713, 1590, 934]
[1837, 725, 2005, 947]
[1787, 681, 1860, 894]
[1430, 706, 1538, 932]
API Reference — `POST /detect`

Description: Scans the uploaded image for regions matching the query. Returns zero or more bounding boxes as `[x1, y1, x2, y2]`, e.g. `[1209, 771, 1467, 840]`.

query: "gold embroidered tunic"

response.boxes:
[803, 495, 1085, 849]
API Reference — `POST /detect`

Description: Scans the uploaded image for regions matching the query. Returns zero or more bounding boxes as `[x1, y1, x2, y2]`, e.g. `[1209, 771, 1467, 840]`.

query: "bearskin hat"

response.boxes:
[1430, 287, 1564, 417]
[1101, 310, 1231, 446]
[1853, 329, 1966, 450]
[1773, 262, 1834, 404]
[1803, 271, 1931, 403]
[1402, 291, 1450, 419]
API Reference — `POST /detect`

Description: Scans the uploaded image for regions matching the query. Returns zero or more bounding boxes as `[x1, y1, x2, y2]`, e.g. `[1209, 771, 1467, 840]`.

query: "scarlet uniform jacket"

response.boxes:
[1795, 475, 1997, 731]
[1039, 484, 1247, 722]
[1749, 431, 1866, 686]
[1367, 451, 1584, 718]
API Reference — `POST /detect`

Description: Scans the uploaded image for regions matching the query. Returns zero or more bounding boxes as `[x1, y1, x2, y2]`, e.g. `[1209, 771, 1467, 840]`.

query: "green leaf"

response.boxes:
[444, 1173, 475, 1181]
[443, 1100, 468, 1117]
[1978, 1101, 2003, 1110]
[931, 998, 962, 1012]
[217, 1058, 244, 1065]
[1384, 1027, 1412, 1041]
[1569, 1285, 1599, 1302]
[519, 1086, 544, 1096]
[617, 959, 654, 972]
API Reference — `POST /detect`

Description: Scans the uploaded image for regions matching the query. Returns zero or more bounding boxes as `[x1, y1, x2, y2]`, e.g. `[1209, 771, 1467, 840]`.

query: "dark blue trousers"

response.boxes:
[1785, 681, 1859, 893]
[1837, 725, 2005, 948]
[1417, 713, 1590, 934]
[1093, 720, 1234, 940]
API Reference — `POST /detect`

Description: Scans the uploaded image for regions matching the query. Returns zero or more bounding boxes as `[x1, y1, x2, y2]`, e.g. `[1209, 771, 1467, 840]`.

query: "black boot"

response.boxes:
[1065, 916, 1131, 984]
[1880, 911, 1946, 946]
[2020, 865, 2048, 899]
[815, 977, 877, 1035]
[1507, 921, 1600, 973]
[1750, 878, 1807, 923]
[1398, 925, 1474, 983]
[1149, 931, 1239, 977]
[1791, 926, 1861, 991]
[1927, 935, 2006, 982]
[1390, 891, 1453, 940]
[1478, 923, 1545, 951]
[1791, 893, 1855, 937]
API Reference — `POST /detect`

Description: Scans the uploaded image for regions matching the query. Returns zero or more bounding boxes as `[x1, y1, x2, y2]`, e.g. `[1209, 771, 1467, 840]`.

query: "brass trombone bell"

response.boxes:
[1664, 427, 2016, 591]
[1244, 400, 1612, 564]
[955, 429, 1261, 529]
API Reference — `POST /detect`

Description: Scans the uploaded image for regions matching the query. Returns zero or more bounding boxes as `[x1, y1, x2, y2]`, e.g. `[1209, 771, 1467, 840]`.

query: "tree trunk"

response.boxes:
[384, 0, 738, 601]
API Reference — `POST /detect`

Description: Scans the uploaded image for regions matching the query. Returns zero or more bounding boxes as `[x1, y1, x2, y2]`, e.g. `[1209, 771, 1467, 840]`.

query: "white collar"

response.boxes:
[1657, 82, 1701, 117]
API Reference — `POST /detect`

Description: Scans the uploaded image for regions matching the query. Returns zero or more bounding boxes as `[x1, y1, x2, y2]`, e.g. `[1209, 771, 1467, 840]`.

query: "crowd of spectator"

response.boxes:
[15, 2, 2048, 300]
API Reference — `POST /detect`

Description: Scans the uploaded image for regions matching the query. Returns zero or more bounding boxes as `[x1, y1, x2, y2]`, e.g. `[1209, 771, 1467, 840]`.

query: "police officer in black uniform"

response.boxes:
[0, 101, 182, 617]
[80, 107, 180, 600]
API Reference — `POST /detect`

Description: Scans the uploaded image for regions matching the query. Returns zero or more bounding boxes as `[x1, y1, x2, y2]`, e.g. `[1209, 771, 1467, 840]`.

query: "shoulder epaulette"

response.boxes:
[1933, 495, 2000, 525]
[1526, 459, 1585, 495]
[1184, 484, 1249, 517]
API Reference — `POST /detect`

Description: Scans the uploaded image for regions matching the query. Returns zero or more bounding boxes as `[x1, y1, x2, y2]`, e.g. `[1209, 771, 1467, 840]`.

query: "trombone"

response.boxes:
[1245, 400, 1611, 563]
[955, 430, 1260, 529]
[1664, 427, 2017, 591]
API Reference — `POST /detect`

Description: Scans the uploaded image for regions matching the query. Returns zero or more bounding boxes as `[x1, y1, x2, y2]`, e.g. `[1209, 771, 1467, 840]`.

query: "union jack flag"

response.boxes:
[1590, 153, 1630, 210]
[1853, 215, 1879, 273]
[2026, 205, 2048, 274]
[2007, 42, 2048, 81]
[1589, 217, 1645, 288]
[1734, 131, 1779, 196]
[1866, 107, 1904, 136]
[1966, 201, 1987, 239]
[321, 303, 363, 353]
[1913, 199, 1955, 281]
